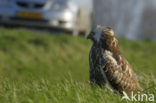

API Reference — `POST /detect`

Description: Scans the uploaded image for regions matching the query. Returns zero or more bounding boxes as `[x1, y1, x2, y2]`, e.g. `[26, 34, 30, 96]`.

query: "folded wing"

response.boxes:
[101, 51, 143, 94]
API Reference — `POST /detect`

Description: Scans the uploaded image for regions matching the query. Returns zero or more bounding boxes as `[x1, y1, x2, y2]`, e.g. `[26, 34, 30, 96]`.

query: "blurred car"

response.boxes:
[0, 0, 93, 36]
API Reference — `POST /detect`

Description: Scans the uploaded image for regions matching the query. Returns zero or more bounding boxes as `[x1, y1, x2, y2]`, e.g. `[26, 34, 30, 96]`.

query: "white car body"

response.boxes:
[0, 0, 93, 35]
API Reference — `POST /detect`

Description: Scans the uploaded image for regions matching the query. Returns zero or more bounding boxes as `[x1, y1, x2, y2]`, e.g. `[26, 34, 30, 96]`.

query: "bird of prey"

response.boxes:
[87, 25, 142, 95]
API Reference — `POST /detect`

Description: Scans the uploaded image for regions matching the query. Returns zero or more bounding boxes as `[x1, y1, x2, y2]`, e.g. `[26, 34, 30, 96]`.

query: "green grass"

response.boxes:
[0, 27, 155, 103]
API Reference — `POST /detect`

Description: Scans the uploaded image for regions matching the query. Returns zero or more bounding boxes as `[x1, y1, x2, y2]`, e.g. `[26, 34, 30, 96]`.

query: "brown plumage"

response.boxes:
[87, 25, 142, 95]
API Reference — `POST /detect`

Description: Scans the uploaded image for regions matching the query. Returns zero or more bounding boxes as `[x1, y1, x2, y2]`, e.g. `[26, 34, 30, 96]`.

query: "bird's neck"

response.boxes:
[93, 40, 121, 55]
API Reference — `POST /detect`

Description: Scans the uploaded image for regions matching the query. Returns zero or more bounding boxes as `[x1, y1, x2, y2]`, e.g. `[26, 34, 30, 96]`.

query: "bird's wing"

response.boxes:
[100, 51, 142, 94]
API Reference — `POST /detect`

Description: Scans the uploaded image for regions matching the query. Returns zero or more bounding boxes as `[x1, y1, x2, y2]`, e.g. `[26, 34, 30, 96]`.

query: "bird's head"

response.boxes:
[87, 25, 118, 49]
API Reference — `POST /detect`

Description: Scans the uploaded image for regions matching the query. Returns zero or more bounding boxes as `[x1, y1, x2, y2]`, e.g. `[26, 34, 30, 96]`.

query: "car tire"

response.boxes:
[72, 11, 80, 36]
[84, 13, 93, 37]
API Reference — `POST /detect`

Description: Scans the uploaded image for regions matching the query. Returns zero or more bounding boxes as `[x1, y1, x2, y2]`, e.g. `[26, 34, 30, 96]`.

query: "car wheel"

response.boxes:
[84, 26, 91, 37]
[85, 13, 93, 37]
[72, 11, 80, 36]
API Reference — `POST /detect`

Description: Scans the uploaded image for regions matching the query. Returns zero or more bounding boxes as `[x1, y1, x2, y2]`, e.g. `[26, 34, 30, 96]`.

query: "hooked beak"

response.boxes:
[87, 34, 91, 39]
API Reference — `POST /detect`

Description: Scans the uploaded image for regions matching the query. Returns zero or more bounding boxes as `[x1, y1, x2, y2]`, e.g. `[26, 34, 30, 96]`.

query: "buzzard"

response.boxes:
[87, 25, 142, 95]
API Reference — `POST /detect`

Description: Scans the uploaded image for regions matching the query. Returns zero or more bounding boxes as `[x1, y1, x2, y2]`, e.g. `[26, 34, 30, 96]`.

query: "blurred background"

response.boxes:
[0, 0, 156, 40]
[0, 0, 93, 36]
[93, 0, 156, 40]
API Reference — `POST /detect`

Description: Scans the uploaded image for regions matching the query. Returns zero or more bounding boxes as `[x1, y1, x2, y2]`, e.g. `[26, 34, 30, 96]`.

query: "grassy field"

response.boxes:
[0, 27, 155, 103]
